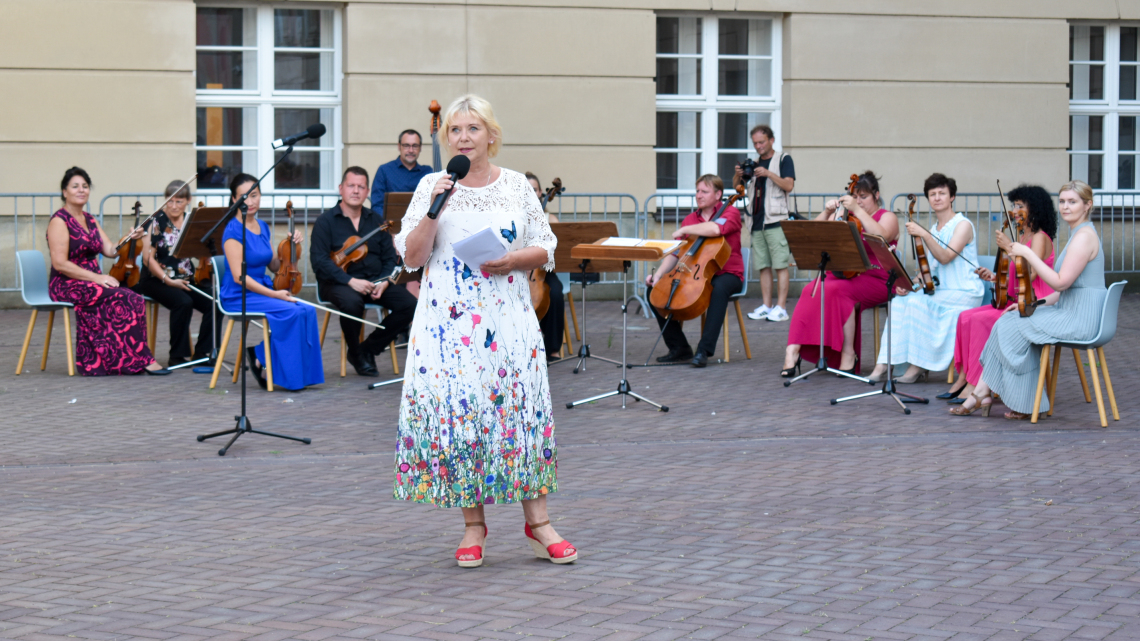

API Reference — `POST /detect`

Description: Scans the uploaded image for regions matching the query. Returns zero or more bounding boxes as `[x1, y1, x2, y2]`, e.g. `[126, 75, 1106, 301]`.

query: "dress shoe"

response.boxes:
[691, 352, 708, 368]
[144, 365, 171, 376]
[350, 349, 379, 377]
[246, 346, 268, 390]
[656, 348, 694, 363]
[937, 387, 964, 400]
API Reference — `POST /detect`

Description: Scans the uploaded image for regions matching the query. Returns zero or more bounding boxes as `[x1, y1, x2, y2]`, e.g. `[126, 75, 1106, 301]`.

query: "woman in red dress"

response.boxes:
[47, 167, 168, 376]
[782, 171, 899, 375]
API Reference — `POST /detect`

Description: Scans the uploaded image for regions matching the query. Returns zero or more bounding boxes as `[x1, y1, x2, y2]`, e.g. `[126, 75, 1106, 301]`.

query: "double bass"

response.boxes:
[529, 178, 564, 319]
[649, 183, 746, 322]
[905, 194, 935, 295]
[995, 180, 1036, 317]
[273, 200, 303, 295]
[109, 201, 145, 288]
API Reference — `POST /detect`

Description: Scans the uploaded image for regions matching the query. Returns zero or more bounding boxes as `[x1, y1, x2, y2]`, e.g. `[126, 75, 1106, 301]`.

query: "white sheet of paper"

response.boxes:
[452, 226, 508, 268]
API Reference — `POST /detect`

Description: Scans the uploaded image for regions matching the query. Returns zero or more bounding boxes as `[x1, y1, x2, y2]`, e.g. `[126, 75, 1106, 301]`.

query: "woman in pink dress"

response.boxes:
[782, 171, 899, 375]
[941, 184, 1056, 402]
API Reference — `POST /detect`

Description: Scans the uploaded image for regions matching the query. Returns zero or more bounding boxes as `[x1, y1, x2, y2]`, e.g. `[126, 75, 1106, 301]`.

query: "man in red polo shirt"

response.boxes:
[646, 174, 744, 368]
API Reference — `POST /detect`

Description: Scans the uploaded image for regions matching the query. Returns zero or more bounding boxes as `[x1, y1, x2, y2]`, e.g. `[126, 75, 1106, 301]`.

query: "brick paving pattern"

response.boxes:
[1, 295, 1138, 640]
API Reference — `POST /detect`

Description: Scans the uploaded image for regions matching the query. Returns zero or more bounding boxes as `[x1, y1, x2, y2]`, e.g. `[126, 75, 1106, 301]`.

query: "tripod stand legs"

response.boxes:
[198, 415, 311, 456]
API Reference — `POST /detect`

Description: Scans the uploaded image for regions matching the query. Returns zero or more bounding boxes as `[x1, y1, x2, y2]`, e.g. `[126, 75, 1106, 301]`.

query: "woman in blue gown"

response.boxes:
[221, 174, 324, 391]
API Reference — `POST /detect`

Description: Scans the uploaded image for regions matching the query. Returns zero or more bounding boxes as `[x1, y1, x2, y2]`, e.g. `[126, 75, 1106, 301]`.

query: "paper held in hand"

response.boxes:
[601, 237, 684, 255]
[452, 226, 508, 268]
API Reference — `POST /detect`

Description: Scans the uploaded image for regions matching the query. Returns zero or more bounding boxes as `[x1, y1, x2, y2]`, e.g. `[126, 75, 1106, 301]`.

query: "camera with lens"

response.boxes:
[739, 158, 758, 181]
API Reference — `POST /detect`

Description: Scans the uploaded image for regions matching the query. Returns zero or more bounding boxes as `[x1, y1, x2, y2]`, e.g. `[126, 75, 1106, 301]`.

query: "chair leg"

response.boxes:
[735, 300, 752, 360]
[1086, 348, 1107, 428]
[947, 364, 955, 385]
[263, 319, 273, 392]
[567, 290, 581, 341]
[1072, 348, 1092, 403]
[1097, 347, 1119, 422]
[41, 310, 55, 371]
[319, 310, 331, 348]
[1031, 345, 1050, 424]
[62, 309, 75, 376]
[16, 309, 37, 375]
[723, 312, 730, 363]
[340, 331, 347, 378]
[873, 306, 881, 357]
[145, 302, 157, 355]
[210, 318, 234, 389]
[1046, 343, 1063, 417]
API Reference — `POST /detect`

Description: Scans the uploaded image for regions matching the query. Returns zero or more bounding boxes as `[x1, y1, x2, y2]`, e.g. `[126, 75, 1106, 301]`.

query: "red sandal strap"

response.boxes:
[455, 545, 483, 560]
[546, 540, 576, 558]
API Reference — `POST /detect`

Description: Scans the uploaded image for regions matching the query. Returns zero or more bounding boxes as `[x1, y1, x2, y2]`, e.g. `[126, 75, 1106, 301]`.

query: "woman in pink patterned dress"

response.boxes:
[46, 167, 168, 376]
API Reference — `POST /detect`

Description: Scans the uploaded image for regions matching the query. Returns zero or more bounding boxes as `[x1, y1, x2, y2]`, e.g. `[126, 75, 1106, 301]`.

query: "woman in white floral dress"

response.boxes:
[393, 95, 577, 568]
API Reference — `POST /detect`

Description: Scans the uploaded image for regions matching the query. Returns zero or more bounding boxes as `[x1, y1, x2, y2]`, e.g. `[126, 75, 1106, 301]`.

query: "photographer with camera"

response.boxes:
[734, 124, 795, 322]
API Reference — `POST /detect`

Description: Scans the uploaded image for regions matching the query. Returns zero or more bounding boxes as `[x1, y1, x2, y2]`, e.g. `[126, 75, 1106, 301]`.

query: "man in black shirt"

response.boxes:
[310, 167, 415, 377]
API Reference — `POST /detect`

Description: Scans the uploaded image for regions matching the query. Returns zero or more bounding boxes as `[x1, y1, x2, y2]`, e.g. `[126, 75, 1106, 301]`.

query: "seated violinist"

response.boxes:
[310, 166, 416, 377]
[133, 180, 221, 367]
[526, 171, 566, 362]
[941, 184, 1056, 403]
[646, 174, 744, 368]
[867, 173, 984, 383]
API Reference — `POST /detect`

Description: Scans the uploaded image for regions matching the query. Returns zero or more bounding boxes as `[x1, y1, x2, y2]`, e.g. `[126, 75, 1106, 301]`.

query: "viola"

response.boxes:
[906, 194, 935, 295]
[530, 177, 564, 319]
[996, 180, 1035, 317]
[331, 222, 391, 270]
[273, 200, 303, 295]
[834, 174, 864, 279]
[109, 201, 145, 288]
[648, 183, 746, 322]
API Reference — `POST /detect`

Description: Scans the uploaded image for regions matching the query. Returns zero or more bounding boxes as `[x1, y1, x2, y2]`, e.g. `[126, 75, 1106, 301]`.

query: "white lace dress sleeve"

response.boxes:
[393, 171, 442, 270]
[515, 172, 557, 271]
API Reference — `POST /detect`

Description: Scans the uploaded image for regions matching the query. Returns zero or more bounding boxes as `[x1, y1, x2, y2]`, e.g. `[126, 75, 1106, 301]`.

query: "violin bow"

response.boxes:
[184, 283, 382, 329]
[114, 172, 200, 251]
[894, 205, 980, 270]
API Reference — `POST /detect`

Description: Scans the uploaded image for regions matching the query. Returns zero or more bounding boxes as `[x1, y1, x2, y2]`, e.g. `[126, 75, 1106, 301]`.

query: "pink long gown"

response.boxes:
[786, 209, 894, 370]
[952, 249, 1055, 386]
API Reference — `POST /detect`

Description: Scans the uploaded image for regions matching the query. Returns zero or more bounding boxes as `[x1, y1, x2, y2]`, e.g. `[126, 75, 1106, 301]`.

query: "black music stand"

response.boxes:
[782, 220, 874, 386]
[830, 235, 929, 412]
[169, 205, 229, 372]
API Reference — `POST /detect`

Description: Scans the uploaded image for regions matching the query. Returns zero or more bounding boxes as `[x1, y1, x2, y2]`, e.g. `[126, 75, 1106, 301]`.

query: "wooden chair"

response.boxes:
[1031, 281, 1125, 426]
[142, 296, 159, 355]
[206, 256, 274, 391]
[14, 250, 75, 376]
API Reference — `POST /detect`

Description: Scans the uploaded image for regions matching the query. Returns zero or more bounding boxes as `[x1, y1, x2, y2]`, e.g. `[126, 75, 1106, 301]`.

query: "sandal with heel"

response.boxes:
[525, 520, 578, 564]
[456, 521, 487, 568]
[780, 357, 801, 378]
[949, 392, 991, 417]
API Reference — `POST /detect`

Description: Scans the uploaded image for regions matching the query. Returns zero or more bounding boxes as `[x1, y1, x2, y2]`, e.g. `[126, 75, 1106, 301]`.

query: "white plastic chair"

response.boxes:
[15, 250, 75, 376]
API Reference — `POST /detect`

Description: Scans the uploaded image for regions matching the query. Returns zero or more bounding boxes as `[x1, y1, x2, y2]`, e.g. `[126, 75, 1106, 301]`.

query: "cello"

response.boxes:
[996, 181, 1036, 317]
[529, 177, 564, 319]
[649, 183, 746, 322]
[273, 200, 303, 295]
[109, 201, 145, 288]
[905, 194, 935, 295]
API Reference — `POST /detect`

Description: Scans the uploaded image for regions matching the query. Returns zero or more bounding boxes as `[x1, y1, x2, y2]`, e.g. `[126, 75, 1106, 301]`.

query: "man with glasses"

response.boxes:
[371, 129, 435, 215]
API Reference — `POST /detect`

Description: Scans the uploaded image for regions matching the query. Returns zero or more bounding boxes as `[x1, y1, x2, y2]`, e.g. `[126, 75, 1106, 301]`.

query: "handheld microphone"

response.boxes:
[426, 155, 471, 219]
[273, 123, 326, 149]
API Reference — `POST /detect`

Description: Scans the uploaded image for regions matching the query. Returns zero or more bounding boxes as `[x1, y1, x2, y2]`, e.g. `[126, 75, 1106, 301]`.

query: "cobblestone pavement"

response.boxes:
[1, 295, 1138, 640]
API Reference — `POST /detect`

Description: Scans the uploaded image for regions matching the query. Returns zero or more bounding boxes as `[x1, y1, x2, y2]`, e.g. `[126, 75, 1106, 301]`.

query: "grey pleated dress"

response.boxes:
[979, 222, 1106, 413]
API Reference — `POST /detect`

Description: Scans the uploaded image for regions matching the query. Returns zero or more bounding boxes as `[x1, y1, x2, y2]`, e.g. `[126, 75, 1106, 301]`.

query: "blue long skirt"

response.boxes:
[222, 278, 324, 391]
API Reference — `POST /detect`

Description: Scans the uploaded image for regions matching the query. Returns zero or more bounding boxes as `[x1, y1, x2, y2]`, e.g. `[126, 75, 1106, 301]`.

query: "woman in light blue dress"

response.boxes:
[220, 174, 324, 391]
[868, 174, 983, 383]
[953, 181, 1105, 419]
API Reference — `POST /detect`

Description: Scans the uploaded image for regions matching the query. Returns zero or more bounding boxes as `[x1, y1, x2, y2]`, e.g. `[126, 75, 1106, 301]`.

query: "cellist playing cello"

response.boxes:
[646, 174, 744, 368]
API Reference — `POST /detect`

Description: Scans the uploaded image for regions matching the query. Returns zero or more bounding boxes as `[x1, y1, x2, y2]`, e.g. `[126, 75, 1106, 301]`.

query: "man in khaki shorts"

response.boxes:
[734, 124, 794, 321]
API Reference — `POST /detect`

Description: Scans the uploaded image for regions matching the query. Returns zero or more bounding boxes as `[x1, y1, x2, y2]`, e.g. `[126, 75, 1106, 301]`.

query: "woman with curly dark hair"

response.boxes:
[940, 184, 1056, 402]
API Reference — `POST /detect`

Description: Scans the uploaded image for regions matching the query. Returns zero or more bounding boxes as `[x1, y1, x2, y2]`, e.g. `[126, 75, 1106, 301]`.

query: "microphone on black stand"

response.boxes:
[272, 123, 327, 149]
[426, 155, 471, 219]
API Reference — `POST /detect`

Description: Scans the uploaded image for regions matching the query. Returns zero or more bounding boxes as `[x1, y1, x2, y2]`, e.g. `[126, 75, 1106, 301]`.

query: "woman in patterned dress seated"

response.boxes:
[46, 167, 169, 376]
[394, 95, 576, 568]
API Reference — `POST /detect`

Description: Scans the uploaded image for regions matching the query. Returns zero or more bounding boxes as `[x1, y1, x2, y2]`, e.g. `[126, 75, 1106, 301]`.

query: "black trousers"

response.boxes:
[538, 270, 565, 358]
[648, 272, 742, 357]
[133, 277, 219, 362]
[320, 280, 416, 355]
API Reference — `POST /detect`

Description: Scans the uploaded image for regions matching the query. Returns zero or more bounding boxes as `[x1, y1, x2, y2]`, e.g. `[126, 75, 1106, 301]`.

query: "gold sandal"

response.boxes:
[949, 392, 991, 417]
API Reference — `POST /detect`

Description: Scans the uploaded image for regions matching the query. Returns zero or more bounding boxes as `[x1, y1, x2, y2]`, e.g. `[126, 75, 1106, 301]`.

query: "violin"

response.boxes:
[273, 200, 303, 295]
[109, 201, 145, 288]
[834, 174, 863, 279]
[996, 180, 1035, 317]
[530, 177, 564, 319]
[331, 221, 392, 270]
[906, 194, 935, 295]
[991, 218, 1012, 310]
[649, 183, 746, 322]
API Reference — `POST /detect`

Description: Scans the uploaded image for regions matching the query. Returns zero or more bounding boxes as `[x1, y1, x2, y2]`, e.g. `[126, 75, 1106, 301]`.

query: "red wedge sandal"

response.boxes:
[456, 521, 487, 568]
[525, 520, 578, 564]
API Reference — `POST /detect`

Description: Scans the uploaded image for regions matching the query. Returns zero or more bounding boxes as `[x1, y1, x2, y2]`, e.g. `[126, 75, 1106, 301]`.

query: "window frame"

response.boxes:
[655, 12, 783, 194]
[1069, 22, 1140, 191]
[196, 2, 343, 194]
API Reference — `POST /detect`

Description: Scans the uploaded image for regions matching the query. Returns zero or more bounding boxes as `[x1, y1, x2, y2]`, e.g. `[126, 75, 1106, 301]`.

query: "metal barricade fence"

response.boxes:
[98, 191, 340, 287]
[0, 194, 66, 291]
[545, 192, 640, 284]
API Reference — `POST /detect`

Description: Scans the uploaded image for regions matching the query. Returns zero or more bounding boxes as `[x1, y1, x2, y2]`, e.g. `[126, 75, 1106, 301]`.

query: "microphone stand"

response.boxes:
[196, 146, 312, 456]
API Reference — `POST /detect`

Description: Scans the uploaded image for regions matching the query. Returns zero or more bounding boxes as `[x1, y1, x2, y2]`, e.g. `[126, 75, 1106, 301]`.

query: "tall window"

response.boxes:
[196, 4, 341, 192]
[655, 14, 781, 192]
[1069, 23, 1140, 190]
